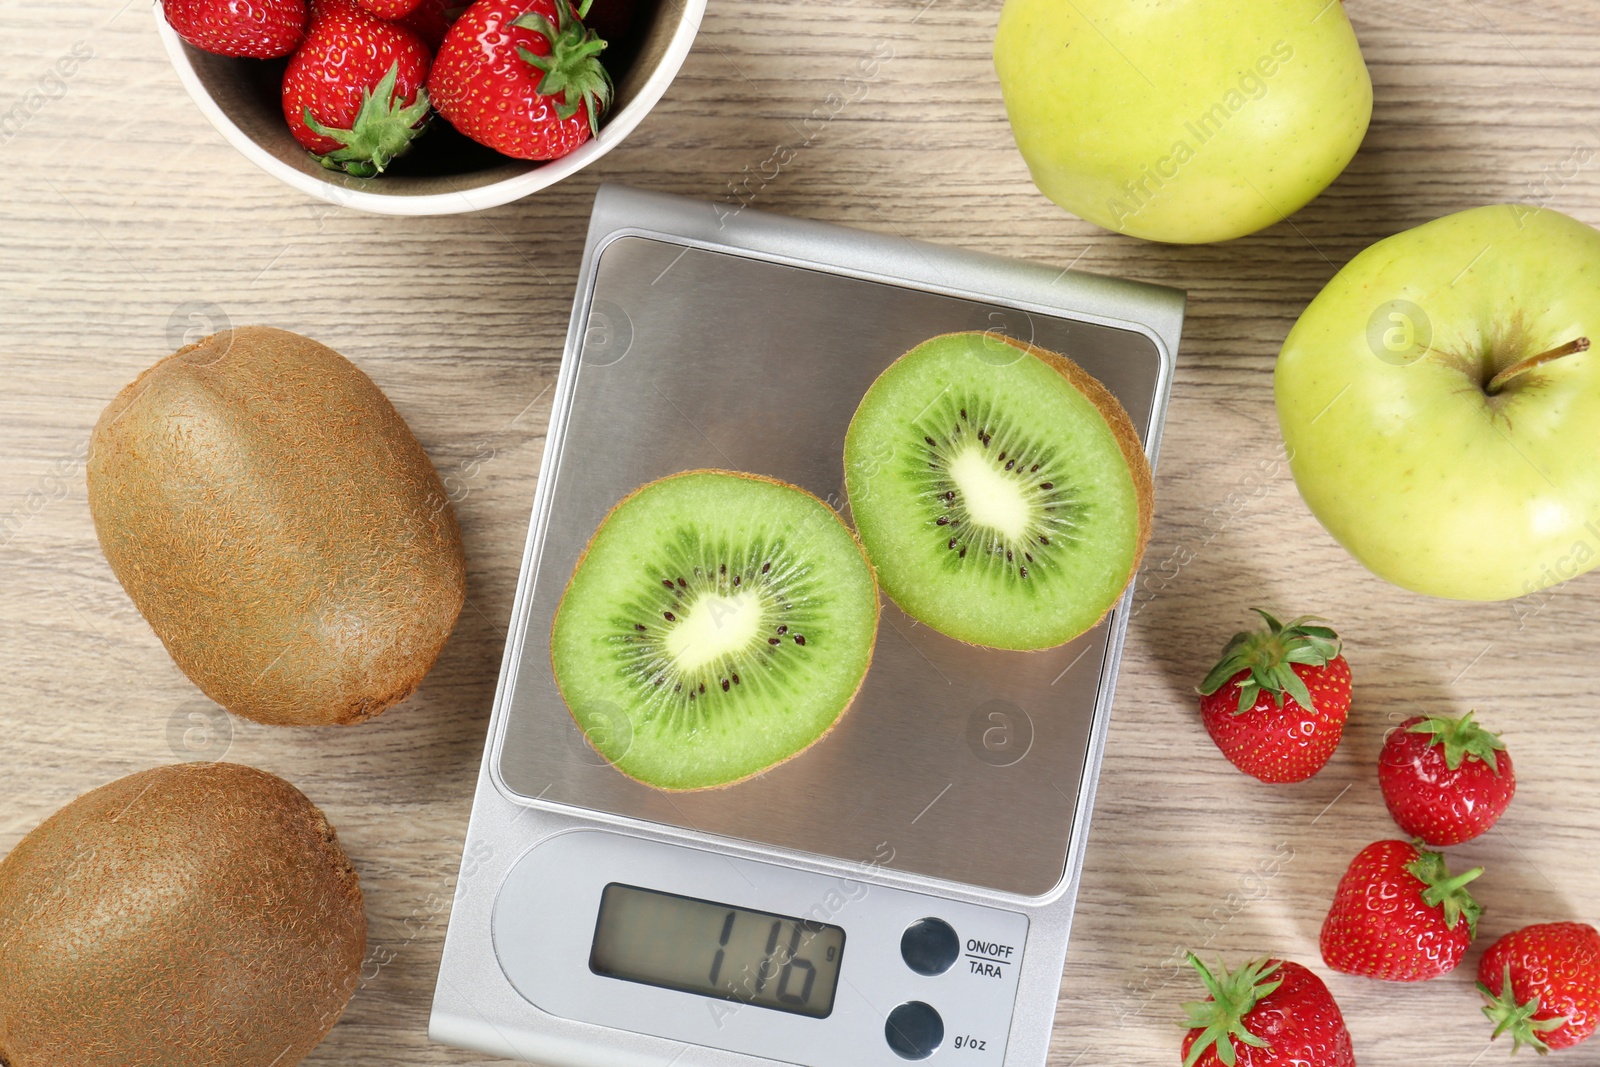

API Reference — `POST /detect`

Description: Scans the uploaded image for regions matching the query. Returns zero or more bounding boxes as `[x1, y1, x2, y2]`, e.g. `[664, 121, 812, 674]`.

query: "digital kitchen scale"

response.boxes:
[430, 184, 1184, 1067]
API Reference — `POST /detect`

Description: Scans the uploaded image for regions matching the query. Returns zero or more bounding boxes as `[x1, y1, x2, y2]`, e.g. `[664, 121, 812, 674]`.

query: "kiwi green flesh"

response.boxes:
[551, 471, 879, 791]
[844, 332, 1145, 650]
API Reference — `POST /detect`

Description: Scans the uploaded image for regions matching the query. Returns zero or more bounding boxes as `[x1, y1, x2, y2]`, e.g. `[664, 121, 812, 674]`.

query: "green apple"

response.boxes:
[1276, 205, 1600, 601]
[993, 0, 1372, 244]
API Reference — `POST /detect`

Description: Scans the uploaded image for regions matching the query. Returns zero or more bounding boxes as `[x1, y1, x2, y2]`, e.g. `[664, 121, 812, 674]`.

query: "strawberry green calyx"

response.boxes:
[1408, 846, 1484, 937]
[1197, 609, 1341, 715]
[1179, 954, 1281, 1067]
[1406, 709, 1507, 773]
[512, 0, 614, 136]
[306, 62, 432, 178]
[1478, 964, 1567, 1054]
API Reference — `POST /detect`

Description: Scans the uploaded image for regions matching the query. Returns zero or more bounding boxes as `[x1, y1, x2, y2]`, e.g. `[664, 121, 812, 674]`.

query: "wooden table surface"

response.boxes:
[5, 1, 1600, 1064]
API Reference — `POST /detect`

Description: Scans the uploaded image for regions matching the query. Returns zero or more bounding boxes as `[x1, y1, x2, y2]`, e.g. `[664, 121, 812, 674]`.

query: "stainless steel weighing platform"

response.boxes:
[431, 184, 1184, 1067]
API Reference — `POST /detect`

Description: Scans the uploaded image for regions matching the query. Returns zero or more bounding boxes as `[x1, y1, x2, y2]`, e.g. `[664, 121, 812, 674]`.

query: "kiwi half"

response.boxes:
[550, 470, 879, 791]
[844, 332, 1152, 650]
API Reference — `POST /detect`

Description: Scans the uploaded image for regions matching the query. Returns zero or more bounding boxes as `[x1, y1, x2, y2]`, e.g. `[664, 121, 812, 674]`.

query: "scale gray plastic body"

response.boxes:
[430, 185, 1184, 1067]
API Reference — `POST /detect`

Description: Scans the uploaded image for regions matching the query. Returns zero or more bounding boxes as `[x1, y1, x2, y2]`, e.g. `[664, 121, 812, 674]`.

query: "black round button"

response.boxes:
[900, 917, 960, 976]
[885, 1000, 944, 1060]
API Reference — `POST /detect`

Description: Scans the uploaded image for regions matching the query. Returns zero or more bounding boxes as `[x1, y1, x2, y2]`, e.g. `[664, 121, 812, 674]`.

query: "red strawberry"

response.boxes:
[163, 0, 308, 58]
[282, 2, 433, 176]
[1478, 922, 1600, 1053]
[426, 0, 612, 160]
[1379, 710, 1515, 846]
[357, 0, 424, 16]
[1179, 955, 1354, 1067]
[1321, 839, 1482, 982]
[1197, 610, 1351, 783]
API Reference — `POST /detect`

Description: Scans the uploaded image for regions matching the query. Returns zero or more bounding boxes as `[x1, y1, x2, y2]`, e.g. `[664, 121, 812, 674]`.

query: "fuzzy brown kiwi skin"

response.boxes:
[0, 762, 365, 1067]
[86, 326, 467, 727]
[550, 469, 881, 793]
[851, 332, 1155, 652]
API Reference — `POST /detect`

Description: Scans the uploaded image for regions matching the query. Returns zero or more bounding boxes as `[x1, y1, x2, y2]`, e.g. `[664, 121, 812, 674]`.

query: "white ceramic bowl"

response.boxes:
[154, 0, 705, 215]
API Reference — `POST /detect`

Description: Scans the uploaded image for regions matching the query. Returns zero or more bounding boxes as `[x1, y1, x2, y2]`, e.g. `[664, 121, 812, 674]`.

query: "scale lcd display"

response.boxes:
[589, 883, 846, 1019]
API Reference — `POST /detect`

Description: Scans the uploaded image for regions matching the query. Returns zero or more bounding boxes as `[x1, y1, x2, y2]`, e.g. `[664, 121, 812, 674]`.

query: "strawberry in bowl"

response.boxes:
[282, 0, 435, 176]
[427, 0, 613, 160]
[163, 0, 309, 58]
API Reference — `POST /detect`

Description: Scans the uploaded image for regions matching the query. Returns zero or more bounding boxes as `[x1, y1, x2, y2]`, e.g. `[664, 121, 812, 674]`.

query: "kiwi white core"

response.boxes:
[949, 446, 1031, 540]
[664, 590, 765, 672]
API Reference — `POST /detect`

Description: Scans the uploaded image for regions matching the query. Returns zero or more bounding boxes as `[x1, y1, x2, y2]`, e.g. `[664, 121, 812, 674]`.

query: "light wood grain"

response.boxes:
[4, 1, 1600, 1063]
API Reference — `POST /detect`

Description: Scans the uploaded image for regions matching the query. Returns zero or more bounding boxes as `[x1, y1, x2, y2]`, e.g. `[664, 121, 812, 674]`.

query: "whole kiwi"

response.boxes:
[87, 326, 466, 726]
[0, 762, 366, 1067]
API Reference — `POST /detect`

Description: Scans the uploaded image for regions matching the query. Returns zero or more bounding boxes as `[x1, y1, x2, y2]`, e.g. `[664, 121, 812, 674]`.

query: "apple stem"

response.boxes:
[1485, 337, 1591, 394]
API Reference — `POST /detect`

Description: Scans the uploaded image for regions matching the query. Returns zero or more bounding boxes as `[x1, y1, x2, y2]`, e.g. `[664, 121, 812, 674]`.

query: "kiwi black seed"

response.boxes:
[550, 470, 879, 791]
